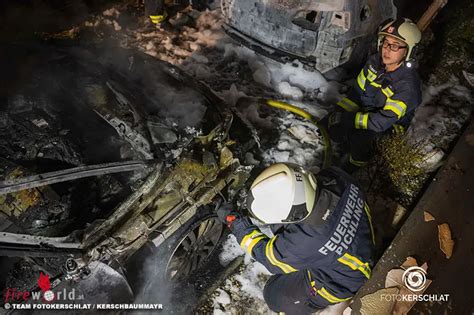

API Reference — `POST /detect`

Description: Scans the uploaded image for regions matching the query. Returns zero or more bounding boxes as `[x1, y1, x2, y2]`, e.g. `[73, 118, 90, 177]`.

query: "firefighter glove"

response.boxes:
[217, 202, 239, 228]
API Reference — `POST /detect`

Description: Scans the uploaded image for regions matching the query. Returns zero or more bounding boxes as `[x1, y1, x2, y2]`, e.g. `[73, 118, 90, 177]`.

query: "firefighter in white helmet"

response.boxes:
[325, 18, 423, 172]
[217, 164, 375, 313]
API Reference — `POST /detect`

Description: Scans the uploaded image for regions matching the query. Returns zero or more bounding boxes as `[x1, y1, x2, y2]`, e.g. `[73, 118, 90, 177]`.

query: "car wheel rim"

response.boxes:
[165, 217, 222, 281]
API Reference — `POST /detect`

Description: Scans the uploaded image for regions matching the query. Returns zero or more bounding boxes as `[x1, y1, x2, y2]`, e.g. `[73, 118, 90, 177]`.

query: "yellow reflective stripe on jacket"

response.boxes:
[364, 203, 375, 245]
[317, 287, 351, 304]
[265, 237, 298, 273]
[381, 87, 395, 98]
[366, 69, 377, 81]
[337, 97, 360, 112]
[383, 98, 407, 119]
[370, 81, 382, 88]
[246, 236, 266, 255]
[337, 253, 371, 279]
[366, 69, 381, 87]
[307, 270, 316, 288]
[354, 112, 369, 129]
[308, 270, 352, 304]
[240, 230, 266, 255]
[149, 15, 166, 24]
[357, 69, 366, 91]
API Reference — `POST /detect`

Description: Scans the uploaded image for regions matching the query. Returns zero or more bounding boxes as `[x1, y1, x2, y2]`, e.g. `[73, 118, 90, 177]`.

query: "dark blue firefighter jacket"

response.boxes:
[230, 167, 375, 304]
[337, 54, 422, 133]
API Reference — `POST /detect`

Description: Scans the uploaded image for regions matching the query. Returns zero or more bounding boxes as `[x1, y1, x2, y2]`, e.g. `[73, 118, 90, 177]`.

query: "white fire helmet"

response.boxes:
[378, 18, 422, 62]
[247, 163, 318, 224]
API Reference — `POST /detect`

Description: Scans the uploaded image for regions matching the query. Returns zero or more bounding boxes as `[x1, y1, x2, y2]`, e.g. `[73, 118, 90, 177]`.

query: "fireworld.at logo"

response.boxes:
[4, 272, 83, 303]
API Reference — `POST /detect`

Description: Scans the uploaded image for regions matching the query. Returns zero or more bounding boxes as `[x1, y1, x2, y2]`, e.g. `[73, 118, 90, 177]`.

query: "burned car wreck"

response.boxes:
[0, 43, 258, 302]
[221, 0, 396, 73]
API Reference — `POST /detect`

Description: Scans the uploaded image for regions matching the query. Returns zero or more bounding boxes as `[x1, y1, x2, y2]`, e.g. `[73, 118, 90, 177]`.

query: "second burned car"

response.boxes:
[221, 0, 396, 74]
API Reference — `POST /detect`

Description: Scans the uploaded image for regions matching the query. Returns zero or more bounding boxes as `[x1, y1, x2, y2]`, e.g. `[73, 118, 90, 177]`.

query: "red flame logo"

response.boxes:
[38, 272, 51, 292]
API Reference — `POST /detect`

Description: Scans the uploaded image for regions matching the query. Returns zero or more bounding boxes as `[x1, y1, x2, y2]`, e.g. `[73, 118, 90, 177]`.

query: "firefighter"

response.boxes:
[217, 163, 375, 314]
[144, 0, 208, 28]
[326, 18, 422, 172]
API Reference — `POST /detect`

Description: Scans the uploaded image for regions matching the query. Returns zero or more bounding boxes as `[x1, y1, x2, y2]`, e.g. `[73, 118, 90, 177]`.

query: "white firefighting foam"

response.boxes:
[82, 5, 473, 314]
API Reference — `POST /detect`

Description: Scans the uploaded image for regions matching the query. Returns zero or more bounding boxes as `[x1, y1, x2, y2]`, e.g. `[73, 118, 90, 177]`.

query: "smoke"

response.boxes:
[130, 247, 198, 314]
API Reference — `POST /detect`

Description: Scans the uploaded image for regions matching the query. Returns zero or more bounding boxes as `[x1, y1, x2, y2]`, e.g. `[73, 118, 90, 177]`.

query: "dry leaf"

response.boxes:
[420, 262, 429, 272]
[393, 279, 432, 315]
[438, 223, 454, 259]
[424, 211, 435, 222]
[465, 133, 474, 146]
[401, 257, 418, 269]
[385, 269, 405, 288]
[360, 287, 399, 315]
[384, 259, 431, 314]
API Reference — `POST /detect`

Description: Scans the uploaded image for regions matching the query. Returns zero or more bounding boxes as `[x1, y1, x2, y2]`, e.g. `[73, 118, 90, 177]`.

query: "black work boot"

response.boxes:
[341, 161, 360, 174]
[340, 154, 366, 174]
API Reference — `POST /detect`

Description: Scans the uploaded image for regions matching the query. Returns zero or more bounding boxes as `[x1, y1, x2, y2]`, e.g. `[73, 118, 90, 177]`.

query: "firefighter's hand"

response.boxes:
[217, 202, 239, 228]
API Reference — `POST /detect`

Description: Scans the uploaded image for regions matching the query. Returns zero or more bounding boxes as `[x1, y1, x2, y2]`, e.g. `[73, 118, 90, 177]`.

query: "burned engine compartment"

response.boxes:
[0, 42, 258, 293]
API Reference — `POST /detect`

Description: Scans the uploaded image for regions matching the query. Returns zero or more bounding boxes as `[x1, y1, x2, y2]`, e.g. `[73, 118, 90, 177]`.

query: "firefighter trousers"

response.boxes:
[348, 129, 377, 166]
[263, 271, 330, 314]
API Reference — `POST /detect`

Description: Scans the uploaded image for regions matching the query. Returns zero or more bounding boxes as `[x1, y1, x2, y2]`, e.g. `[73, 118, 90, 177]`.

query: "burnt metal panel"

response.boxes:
[222, 0, 396, 72]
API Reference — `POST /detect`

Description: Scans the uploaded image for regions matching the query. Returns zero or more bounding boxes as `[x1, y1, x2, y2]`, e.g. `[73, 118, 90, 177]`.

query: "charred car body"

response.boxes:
[0, 43, 258, 301]
[221, 0, 396, 73]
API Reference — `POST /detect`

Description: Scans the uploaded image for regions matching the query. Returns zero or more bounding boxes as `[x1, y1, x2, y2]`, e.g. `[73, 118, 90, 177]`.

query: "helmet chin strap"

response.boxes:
[400, 50, 408, 65]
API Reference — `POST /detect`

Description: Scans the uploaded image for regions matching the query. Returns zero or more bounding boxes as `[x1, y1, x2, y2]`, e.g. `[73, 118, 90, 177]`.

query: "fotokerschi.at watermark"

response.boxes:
[381, 266, 449, 302]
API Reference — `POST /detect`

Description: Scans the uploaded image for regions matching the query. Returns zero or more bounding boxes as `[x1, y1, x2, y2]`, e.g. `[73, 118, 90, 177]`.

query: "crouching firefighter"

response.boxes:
[217, 164, 375, 314]
[325, 18, 422, 172]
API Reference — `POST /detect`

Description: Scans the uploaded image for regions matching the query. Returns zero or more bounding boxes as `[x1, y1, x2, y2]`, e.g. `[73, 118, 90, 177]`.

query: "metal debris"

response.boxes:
[0, 161, 149, 195]
[31, 118, 49, 128]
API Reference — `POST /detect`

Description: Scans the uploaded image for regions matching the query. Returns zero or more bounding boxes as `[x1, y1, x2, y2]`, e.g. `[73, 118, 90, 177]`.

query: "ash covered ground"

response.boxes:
[7, 1, 473, 314]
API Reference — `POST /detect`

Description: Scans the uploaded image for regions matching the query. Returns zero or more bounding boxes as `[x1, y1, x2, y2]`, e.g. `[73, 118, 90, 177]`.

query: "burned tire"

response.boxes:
[161, 214, 223, 281]
[126, 207, 223, 296]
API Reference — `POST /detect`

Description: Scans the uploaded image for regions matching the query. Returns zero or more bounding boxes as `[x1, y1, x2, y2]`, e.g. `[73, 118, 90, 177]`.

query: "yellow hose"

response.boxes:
[262, 99, 332, 168]
[265, 99, 314, 121]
